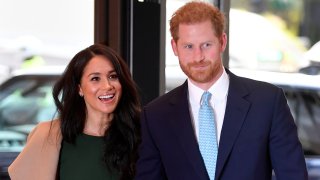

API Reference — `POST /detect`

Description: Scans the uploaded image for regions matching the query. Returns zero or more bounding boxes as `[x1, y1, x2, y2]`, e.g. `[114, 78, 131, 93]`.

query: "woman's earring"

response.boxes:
[79, 93, 83, 97]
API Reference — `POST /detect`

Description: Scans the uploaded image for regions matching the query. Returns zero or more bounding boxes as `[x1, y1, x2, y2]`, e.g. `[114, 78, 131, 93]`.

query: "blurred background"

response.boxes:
[0, 0, 319, 179]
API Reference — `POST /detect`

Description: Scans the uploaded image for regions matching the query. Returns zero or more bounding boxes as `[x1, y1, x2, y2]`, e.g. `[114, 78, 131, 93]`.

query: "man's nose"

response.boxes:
[194, 47, 204, 62]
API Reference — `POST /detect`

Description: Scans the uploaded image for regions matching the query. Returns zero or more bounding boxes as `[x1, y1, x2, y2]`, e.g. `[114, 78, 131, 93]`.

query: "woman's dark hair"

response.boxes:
[52, 44, 141, 179]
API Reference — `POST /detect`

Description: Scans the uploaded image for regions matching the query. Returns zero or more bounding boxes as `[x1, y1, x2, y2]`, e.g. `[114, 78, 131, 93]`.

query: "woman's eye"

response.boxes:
[91, 77, 100, 81]
[109, 74, 119, 80]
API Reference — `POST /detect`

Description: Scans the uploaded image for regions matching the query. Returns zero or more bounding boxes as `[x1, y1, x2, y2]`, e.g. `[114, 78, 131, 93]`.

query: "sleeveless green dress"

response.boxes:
[58, 134, 120, 180]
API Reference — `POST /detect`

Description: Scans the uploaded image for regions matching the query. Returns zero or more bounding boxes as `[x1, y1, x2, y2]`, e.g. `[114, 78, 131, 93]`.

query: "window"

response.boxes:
[0, 0, 94, 73]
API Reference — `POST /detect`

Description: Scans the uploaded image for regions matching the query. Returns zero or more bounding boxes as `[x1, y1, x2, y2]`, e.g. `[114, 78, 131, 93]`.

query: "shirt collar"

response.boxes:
[188, 68, 229, 105]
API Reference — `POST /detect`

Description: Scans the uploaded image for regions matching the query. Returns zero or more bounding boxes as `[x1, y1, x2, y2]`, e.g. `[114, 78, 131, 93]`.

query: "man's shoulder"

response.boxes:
[229, 70, 280, 92]
[144, 83, 187, 111]
[228, 68, 282, 90]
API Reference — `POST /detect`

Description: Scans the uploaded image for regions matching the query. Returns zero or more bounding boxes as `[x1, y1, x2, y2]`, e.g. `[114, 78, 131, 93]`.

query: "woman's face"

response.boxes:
[78, 55, 122, 117]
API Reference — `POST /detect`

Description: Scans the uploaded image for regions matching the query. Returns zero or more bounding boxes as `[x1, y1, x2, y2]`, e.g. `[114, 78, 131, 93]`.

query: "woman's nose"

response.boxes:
[103, 79, 114, 90]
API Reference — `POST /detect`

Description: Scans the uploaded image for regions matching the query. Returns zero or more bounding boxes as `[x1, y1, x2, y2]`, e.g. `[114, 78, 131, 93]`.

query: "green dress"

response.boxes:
[58, 133, 120, 180]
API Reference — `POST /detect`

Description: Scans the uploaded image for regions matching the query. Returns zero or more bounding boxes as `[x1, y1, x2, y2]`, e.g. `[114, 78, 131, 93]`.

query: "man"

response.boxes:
[135, 1, 307, 180]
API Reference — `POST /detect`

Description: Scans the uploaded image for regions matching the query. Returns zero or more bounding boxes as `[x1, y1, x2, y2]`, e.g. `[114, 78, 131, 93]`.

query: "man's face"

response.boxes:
[171, 20, 227, 90]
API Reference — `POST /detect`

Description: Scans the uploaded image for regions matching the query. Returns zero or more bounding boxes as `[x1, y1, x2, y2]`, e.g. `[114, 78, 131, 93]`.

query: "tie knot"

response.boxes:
[201, 91, 212, 105]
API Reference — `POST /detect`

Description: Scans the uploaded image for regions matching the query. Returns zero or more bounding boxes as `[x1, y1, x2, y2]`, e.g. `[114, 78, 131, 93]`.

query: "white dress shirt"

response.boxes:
[188, 68, 230, 144]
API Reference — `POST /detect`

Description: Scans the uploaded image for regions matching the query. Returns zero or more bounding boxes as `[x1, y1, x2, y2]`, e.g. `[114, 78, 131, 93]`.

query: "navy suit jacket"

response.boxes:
[135, 69, 308, 180]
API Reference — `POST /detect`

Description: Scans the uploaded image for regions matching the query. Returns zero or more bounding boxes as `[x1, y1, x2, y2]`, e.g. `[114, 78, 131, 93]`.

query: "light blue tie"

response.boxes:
[199, 91, 218, 180]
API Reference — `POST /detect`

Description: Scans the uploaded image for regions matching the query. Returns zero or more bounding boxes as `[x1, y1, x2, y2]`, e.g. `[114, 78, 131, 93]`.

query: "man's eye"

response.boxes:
[202, 43, 212, 48]
[184, 44, 192, 49]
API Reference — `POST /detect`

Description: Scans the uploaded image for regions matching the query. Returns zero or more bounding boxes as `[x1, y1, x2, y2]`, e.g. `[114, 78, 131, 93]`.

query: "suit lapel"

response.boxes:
[168, 82, 209, 180]
[215, 70, 251, 179]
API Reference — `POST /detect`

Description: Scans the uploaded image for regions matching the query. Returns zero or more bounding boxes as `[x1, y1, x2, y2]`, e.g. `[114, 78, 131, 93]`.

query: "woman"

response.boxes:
[8, 44, 141, 180]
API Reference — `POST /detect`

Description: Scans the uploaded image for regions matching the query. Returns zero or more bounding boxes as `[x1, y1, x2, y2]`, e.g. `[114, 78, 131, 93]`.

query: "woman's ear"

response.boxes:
[78, 85, 83, 97]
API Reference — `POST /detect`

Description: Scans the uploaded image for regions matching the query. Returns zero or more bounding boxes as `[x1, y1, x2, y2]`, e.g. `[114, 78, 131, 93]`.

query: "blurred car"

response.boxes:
[229, 9, 307, 72]
[304, 41, 320, 63]
[166, 65, 320, 179]
[300, 41, 320, 75]
[0, 64, 10, 84]
[0, 66, 64, 178]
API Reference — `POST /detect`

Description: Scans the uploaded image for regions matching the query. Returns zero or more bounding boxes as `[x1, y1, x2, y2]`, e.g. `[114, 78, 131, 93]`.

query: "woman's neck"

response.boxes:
[83, 113, 113, 136]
